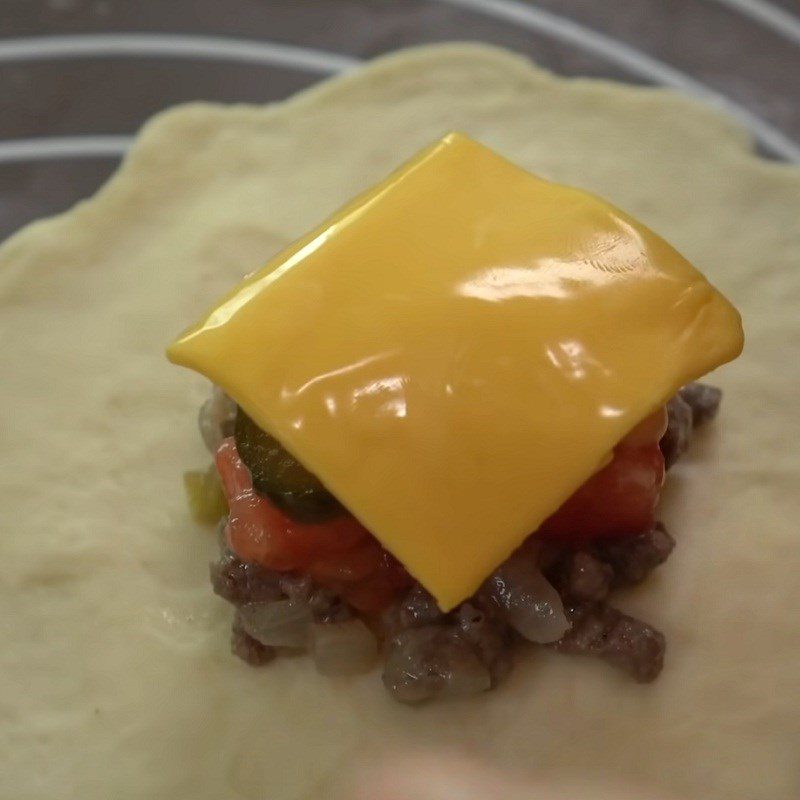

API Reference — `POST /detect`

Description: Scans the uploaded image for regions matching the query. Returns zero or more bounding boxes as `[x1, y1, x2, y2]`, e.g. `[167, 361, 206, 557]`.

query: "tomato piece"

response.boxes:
[215, 438, 411, 611]
[539, 443, 665, 539]
[539, 408, 667, 540]
[344, 572, 411, 613]
[308, 542, 385, 583]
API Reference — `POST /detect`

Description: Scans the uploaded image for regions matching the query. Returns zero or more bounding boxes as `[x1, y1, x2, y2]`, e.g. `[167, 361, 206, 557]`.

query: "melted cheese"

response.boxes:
[168, 133, 743, 610]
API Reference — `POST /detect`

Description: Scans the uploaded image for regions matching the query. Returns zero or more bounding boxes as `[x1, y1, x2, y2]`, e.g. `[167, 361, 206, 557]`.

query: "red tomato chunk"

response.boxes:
[541, 407, 666, 540]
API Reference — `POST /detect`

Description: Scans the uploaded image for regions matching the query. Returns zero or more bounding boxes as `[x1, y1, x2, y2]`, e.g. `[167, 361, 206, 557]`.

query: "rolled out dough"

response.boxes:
[1, 44, 798, 800]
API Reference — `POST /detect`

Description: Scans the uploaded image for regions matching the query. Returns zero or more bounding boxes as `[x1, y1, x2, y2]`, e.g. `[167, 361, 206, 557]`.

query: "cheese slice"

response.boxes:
[167, 132, 743, 610]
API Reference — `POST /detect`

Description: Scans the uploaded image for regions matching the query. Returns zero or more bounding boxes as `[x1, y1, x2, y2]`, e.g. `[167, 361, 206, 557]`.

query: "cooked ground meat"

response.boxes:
[210, 549, 283, 606]
[546, 524, 674, 601]
[278, 573, 353, 623]
[202, 385, 708, 700]
[379, 587, 512, 702]
[551, 602, 665, 683]
[383, 584, 445, 633]
[455, 602, 513, 687]
[598, 524, 675, 586]
[661, 382, 723, 468]
[661, 394, 693, 469]
[230, 614, 276, 666]
[680, 381, 722, 426]
[557, 550, 614, 602]
[210, 547, 352, 622]
[215, 535, 673, 695]
[382, 626, 494, 704]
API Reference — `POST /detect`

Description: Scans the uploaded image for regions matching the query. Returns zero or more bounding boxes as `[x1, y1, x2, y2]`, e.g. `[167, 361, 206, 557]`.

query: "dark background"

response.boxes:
[2, 0, 799, 238]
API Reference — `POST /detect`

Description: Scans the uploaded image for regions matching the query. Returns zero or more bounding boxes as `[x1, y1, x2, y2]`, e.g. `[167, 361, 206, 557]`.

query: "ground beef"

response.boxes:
[546, 524, 674, 601]
[661, 382, 723, 468]
[230, 614, 276, 666]
[216, 539, 673, 691]
[211, 547, 352, 624]
[661, 394, 693, 469]
[382, 626, 493, 704]
[455, 602, 513, 687]
[210, 549, 283, 606]
[380, 589, 512, 703]
[215, 528, 675, 689]
[219, 565, 351, 664]
[278, 573, 353, 623]
[208, 387, 690, 697]
[680, 382, 722, 426]
[551, 602, 665, 683]
[557, 550, 614, 602]
[598, 524, 675, 586]
[383, 584, 445, 633]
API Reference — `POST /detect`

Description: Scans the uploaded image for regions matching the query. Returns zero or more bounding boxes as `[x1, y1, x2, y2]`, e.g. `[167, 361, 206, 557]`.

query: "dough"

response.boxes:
[1, 44, 798, 800]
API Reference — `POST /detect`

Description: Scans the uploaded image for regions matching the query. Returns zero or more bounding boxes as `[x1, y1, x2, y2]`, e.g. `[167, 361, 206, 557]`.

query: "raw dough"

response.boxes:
[1, 44, 798, 800]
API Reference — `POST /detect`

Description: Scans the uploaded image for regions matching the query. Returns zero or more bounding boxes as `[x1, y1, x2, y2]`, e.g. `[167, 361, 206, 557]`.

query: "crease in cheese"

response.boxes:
[167, 132, 743, 611]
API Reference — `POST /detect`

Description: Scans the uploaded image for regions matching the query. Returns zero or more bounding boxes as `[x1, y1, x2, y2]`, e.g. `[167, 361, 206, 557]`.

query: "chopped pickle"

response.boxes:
[234, 408, 343, 523]
[183, 465, 228, 524]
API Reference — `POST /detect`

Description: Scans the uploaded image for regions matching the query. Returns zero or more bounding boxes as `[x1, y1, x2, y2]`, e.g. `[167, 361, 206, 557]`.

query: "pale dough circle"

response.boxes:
[1, 44, 798, 800]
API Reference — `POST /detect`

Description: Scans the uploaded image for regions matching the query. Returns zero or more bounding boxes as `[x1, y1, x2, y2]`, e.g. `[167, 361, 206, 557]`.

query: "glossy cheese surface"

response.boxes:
[168, 133, 743, 610]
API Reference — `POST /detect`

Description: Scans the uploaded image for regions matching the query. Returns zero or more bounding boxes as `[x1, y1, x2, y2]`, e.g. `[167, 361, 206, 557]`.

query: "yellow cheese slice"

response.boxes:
[168, 132, 743, 610]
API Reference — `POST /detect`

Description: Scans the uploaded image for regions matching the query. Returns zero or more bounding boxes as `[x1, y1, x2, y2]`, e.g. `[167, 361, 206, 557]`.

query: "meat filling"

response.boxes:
[197, 383, 720, 703]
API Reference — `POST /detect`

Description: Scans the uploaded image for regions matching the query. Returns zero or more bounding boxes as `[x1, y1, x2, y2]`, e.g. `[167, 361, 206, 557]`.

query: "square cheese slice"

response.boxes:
[168, 133, 743, 610]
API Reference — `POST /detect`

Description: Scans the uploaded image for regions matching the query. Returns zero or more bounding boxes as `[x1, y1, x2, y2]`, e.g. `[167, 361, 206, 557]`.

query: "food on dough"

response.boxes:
[168, 133, 742, 702]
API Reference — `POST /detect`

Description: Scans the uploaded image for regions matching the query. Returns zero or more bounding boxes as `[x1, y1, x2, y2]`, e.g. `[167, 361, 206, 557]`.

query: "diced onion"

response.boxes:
[382, 627, 493, 703]
[487, 556, 570, 643]
[237, 600, 312, 648]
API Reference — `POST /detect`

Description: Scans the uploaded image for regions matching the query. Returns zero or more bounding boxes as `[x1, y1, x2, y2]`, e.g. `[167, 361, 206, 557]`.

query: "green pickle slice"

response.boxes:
[234, 407, 344, 522]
